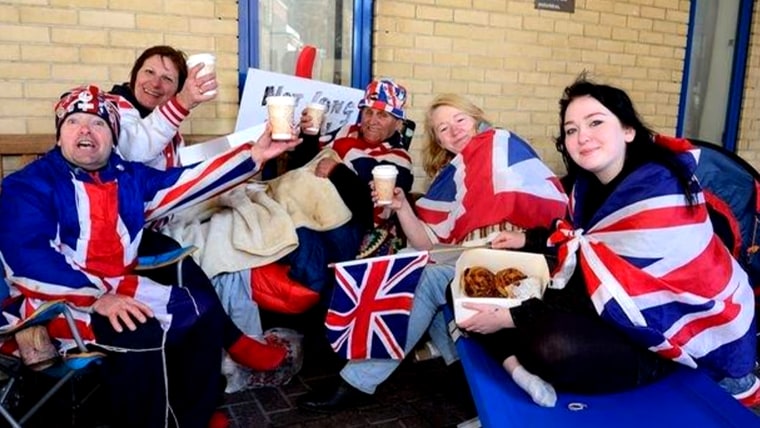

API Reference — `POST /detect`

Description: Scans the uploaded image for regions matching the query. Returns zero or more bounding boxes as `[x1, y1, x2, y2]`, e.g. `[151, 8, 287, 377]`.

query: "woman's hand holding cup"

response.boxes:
[370, 183, 406, 211]
[299, 109, 313, 134]
[177, 56, 218, 110]
[250, 123, 301, 167]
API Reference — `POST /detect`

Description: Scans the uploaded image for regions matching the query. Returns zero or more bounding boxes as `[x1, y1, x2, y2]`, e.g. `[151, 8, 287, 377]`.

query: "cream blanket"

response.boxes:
[163, 149, 352, 278]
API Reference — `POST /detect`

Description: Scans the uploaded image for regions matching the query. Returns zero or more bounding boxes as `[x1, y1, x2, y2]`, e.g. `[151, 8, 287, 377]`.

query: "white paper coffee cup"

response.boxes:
[372, 165, 399, 205]
[304, 102, 327, 135]
[266, 96, 297, 140]
[187, 53, 217, 96]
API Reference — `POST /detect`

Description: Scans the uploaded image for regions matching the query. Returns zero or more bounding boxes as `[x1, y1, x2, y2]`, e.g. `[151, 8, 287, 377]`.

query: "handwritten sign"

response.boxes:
[535, 0, 574, 13]
[235, 68, 364, 133]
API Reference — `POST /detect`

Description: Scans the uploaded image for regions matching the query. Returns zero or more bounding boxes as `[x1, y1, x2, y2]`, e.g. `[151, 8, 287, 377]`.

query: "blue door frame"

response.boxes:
[677, 0, 754, 152]
[237, 0, 373, 98]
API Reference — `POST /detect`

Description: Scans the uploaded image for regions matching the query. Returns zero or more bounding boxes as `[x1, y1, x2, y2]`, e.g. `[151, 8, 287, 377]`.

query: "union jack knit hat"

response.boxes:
[358, 78, 407, 120]
[55, 85, 120, 144]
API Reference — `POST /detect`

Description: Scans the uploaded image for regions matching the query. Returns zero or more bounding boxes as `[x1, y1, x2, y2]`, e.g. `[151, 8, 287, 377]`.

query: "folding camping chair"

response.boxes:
[0, 244, 197, 427]
[0, 300, 104, 428]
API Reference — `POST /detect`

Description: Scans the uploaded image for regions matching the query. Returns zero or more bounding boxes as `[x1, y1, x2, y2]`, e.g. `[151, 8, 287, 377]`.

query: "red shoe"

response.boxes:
[208, 410, 230, 428]
[736, 377, 760, 407]
[228, 334, 287, 372]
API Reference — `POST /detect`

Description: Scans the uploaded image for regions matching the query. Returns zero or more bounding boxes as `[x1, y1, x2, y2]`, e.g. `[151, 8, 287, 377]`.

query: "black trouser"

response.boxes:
[471, 309, 675, 394]
[92, 290, 223, 428]
[285, 221, 364, 301]
[88, 229, 234, 428]
[139, 229, 243, 348]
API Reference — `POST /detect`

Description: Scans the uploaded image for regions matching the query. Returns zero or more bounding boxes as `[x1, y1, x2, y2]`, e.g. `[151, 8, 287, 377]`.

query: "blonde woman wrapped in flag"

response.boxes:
[299, 93, 568, 412]
[466, 76, 759, 407]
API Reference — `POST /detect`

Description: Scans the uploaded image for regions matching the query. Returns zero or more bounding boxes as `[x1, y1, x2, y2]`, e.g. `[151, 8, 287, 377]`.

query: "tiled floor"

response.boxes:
[12, 324, 476, 428]
[13, 305, 760, 428]
[219, 354, 476, 427]
[217, 310, 478, 428]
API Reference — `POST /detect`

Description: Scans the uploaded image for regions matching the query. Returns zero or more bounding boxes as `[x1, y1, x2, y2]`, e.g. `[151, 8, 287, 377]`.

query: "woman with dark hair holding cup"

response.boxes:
[108, 46, 291, 392]
[110, 45, 218, 169]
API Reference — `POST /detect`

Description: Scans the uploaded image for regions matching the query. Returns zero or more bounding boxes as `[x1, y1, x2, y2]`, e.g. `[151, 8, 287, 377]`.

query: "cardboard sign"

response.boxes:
[181, 69, 364, 165]
[235, 68, 364, 133]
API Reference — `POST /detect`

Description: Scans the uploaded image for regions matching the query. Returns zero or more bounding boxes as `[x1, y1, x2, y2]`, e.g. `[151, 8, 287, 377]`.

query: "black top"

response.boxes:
[110, 83, 152, 118]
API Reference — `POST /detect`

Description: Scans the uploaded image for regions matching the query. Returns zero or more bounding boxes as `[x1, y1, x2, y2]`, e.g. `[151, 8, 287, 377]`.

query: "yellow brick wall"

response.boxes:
[373, 0, 691, 190]
[738, 0, 760, 170]
[0, 0, 239, 137]
[6, 0, 760, 189]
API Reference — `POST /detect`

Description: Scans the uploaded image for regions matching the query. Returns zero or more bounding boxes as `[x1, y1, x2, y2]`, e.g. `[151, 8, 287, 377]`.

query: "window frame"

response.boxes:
[677, 0, 754, 151]
[237, 0, 374, 99]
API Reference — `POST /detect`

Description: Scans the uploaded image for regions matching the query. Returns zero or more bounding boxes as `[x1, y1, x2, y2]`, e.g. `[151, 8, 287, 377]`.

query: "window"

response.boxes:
[238, 0, 373, 93]
[678, 0, 753, 150]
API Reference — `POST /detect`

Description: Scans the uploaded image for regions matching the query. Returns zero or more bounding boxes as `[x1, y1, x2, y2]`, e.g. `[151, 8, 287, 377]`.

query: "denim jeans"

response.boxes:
[340, 264, 458, 394]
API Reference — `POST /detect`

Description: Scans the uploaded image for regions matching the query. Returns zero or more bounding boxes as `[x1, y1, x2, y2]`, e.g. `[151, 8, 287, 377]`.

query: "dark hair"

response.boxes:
[555, 74, 695, 204]
[129, 45, 188, 93]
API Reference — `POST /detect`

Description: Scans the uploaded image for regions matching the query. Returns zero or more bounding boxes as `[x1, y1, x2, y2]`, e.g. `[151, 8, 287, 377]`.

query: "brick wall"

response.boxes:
[0, 0, 239, 137]
[3, 0, 760, 190]
[373, 0, 691, 190]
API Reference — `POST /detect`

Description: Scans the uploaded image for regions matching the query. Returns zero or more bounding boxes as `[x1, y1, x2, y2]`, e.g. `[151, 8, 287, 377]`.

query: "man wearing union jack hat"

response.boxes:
[0, 84, 301, 428]
[282, 78, 416, 297]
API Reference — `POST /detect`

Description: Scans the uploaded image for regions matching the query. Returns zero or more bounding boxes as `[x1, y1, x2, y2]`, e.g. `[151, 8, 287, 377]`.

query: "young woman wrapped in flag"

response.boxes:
[462, 76, 760, 407]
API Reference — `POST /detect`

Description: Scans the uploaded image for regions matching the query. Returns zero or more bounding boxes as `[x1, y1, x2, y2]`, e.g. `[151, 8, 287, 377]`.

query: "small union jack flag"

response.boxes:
[325, 251, 430, 360]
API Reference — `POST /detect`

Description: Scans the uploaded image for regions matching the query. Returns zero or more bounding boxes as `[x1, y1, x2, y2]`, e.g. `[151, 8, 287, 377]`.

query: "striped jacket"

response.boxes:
[0, 144, 257, 344]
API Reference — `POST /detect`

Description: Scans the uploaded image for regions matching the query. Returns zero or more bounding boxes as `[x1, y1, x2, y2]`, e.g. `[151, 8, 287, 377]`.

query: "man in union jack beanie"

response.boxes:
[0, 84, 301, 428]
[279, 78, 416, 309]
[55, 85, 121, 146]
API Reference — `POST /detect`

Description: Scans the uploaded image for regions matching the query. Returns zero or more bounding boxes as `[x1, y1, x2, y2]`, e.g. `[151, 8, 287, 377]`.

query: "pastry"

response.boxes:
[494, 267, 527, 297]
[462, 266, 496, 297]
[462, 266, 534, 298]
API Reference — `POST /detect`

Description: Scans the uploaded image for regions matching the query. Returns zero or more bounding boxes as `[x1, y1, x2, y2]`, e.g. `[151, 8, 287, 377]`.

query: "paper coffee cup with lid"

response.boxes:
[266, 96, 297, 140]
[186, 53, 217, 96]
[304, 102, 327, 135]
[372, 165, 399, 205]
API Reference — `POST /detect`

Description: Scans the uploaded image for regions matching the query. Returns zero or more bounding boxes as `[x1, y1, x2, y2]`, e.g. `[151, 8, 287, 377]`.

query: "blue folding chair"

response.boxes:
[442, 306, 760, 428]
[0, 299, 104, 428]
[0, 245, 197, 427]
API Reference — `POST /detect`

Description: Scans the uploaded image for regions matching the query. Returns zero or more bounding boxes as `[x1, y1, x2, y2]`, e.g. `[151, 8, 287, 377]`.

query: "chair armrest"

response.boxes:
[134, 246, 198, 271]
[0, 300, 89, 354]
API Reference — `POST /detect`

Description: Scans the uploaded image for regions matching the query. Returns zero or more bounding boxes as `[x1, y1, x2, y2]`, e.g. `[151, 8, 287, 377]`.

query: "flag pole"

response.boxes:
[327, 244, 490, 269]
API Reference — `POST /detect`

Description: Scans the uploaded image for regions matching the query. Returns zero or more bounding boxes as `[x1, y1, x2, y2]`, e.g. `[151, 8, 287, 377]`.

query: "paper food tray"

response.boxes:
[451, 249, 550, 324]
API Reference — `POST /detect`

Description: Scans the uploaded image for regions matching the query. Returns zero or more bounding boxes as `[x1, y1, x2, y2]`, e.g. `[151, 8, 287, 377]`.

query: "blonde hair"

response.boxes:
[422, 94, 491, 177]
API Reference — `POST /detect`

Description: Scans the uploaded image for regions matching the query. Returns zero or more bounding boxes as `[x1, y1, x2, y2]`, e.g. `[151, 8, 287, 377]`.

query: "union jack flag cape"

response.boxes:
[325, 251, 429, 360]
[549, 152, 757, 379]
[0, 143, 258, 350]
[415, 128, 568, 244]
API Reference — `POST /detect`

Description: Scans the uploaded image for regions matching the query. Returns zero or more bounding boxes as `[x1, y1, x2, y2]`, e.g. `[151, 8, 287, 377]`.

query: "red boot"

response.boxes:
[228, 335, 287, 372]
[736, 376, 760, 408]
[208, 410, 230, 428]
